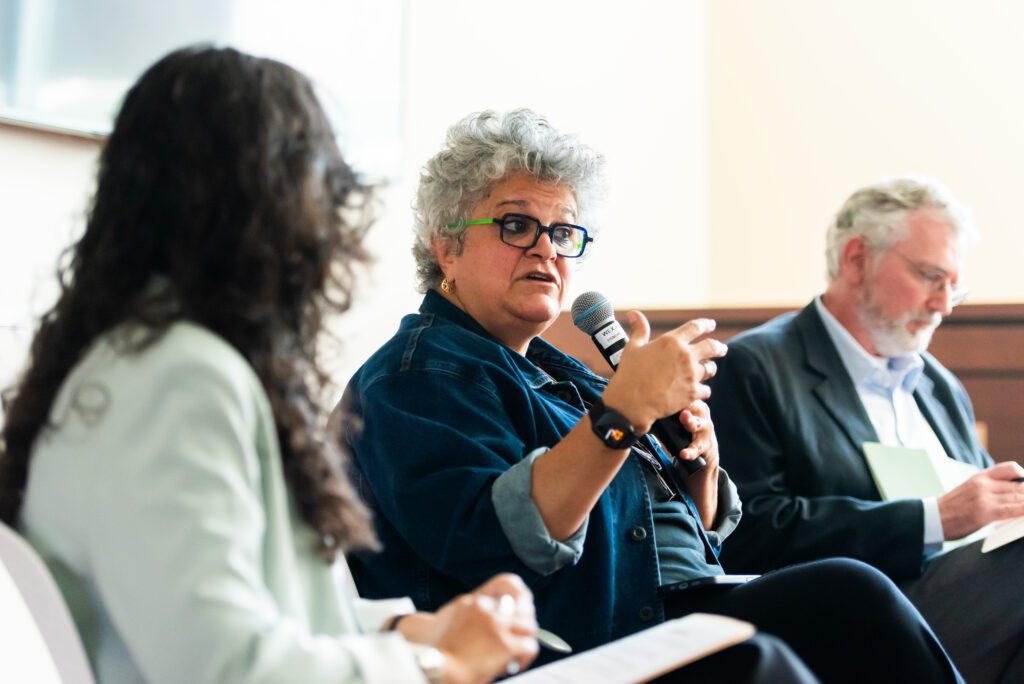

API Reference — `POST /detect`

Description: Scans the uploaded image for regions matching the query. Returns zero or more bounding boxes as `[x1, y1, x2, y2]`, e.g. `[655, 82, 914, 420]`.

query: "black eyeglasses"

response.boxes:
[448, 213, 593, 258]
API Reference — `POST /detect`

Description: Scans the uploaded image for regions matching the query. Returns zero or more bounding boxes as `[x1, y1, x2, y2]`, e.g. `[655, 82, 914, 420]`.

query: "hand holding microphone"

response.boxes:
[571, 292, 727, 474]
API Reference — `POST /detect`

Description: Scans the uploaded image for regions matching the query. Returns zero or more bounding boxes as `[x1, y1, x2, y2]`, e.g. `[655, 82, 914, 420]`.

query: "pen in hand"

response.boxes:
[497, 595, 572, 654]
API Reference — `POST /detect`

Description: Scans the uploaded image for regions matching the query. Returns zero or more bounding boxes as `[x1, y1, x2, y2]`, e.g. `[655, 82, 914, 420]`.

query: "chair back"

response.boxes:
[0, 521, 95, 684]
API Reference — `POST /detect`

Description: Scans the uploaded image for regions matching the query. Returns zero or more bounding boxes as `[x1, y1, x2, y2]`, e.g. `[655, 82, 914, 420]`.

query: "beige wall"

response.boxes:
[304, 0, 711, 388]
[0, 124, 99, 388]
[0, 1, 710, 394]
[3, 0, 1024, 395]
[709, 0, 1024, 306]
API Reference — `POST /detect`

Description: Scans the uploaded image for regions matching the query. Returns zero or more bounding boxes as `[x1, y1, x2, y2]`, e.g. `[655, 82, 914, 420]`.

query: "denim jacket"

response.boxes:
[346, 291, 740, 658]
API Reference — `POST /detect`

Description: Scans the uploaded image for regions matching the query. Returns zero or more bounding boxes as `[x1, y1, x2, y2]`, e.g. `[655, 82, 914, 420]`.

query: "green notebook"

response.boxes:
[862, 442, 977, 500]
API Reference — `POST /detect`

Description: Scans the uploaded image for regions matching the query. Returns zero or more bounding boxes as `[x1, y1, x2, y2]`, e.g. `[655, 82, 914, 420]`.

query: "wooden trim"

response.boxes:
[642, 303, 1024, 329]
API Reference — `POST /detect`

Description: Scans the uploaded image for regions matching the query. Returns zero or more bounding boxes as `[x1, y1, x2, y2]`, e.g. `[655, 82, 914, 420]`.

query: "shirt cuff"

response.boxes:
[491, 447, 587, 576]
[704, 467, 743, 548]
[353, 596, 417, 634]
[922, 496, 944, 554]
[341, 633, 428, 684]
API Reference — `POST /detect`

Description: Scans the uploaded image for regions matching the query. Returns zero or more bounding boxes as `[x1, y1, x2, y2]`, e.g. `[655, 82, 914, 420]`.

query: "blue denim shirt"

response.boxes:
[346, 291, 737, 658]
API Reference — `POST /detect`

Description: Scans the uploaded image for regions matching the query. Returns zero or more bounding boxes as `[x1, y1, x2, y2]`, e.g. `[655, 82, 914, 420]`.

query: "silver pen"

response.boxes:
[536, 627, 572, 653]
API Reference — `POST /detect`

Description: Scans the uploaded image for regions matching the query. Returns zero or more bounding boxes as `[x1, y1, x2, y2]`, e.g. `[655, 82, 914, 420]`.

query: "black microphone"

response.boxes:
[571, 291, 706, 474]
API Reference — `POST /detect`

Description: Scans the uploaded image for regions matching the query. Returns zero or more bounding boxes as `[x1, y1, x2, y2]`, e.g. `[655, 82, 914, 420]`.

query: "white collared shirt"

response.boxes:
[814, 297, 948, 553]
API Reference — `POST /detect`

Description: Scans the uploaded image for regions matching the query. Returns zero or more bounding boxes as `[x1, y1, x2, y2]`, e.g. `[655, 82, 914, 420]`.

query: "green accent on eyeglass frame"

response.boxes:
[446, 214, 593, 258]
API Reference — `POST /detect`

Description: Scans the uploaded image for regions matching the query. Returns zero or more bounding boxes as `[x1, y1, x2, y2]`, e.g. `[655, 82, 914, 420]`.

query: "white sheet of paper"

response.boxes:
[930, 451, 980, 492]
[981, 516, 1024, 553]
[512, 613, 755, 684]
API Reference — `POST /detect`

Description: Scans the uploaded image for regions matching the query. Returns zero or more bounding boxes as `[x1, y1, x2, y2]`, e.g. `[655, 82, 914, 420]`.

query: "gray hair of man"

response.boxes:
[824, 175, 979, 283]
[412, 108, 607, 293]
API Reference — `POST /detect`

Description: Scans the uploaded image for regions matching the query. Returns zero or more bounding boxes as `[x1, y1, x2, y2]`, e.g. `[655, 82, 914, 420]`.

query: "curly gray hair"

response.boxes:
[412, 109, 607, 292]
[825, 175, 978, 282]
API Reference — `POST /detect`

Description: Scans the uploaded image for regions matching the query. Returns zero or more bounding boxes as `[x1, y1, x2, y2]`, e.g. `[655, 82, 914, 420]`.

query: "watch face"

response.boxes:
[602, 425, 628, 446]
[593, 412, 635, 448]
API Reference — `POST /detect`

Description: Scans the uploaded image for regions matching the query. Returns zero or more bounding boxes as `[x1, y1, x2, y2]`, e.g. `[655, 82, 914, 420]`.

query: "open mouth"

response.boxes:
[524, 272, 557, 285]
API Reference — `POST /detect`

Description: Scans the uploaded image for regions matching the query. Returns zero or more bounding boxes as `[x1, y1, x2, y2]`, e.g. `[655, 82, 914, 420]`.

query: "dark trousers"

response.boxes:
[654, 634, 819, 684]
[665, 558, 963, 684]
[900, 538, 1024, 684]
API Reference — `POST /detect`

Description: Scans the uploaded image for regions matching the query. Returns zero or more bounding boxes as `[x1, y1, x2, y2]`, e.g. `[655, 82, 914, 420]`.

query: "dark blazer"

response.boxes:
[709, 301, 992, 580]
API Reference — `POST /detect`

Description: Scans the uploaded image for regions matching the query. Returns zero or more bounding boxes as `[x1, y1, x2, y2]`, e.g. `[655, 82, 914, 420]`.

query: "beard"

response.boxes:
[856, 285, 942, 356]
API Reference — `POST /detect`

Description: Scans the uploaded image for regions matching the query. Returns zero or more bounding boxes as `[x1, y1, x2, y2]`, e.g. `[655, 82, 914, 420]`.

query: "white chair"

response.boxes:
[0, 521, 95, 684]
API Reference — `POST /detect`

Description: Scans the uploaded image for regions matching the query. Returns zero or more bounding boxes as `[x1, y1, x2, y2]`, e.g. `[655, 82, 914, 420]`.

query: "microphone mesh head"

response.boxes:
[571, 291, 614, 334]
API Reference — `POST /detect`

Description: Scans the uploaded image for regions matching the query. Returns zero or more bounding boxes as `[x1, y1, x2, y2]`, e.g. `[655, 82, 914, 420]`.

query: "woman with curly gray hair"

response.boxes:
[343, 109, 962, 683]
[411, 109, 607, 293]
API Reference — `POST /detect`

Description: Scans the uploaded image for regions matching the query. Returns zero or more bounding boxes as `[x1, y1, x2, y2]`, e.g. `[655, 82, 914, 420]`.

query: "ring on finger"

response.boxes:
[506, 659, 521, 676]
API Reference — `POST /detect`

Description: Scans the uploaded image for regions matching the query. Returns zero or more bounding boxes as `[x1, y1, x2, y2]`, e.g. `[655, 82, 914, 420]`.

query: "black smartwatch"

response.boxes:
[589, 398, 639, 450]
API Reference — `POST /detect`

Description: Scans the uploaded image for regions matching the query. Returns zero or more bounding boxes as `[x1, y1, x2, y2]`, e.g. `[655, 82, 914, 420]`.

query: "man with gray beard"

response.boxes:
[709, 176, 1024, 684]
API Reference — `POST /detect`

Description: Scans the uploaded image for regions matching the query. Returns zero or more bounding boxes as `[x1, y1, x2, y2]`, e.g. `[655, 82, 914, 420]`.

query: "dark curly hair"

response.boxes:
[0, 45, 378, 558]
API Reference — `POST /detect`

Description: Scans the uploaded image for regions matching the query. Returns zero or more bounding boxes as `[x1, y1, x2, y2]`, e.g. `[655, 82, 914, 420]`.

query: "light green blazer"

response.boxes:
[21, 322, 425, 684]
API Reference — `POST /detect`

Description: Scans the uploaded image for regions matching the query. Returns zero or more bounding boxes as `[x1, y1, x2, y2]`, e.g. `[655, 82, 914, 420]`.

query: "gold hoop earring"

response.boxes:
[441, 278, 452, 294]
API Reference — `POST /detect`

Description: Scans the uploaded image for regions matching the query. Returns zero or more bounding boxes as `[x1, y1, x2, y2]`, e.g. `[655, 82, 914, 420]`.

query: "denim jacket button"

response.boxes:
[638, 606, 655, 622]
[629, 526, 648, 542]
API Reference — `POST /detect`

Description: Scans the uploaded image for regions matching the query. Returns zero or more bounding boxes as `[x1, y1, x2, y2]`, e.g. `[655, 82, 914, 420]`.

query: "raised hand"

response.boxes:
[602, 311, 727, 434]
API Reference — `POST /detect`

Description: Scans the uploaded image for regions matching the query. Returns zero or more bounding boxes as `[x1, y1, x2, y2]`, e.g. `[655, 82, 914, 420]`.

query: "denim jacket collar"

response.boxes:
[420, 289, 604, 393]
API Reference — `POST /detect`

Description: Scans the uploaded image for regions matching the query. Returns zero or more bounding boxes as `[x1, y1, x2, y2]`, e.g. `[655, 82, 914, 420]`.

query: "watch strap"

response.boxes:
[589, 398, 639, 450]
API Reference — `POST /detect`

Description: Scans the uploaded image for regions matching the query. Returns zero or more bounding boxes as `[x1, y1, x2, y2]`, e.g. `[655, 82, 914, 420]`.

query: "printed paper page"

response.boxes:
[513, 613, 755, 684]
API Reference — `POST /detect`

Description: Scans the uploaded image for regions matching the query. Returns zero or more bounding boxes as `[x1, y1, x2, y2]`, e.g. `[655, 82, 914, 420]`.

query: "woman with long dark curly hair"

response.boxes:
[0, 45, 536, 684]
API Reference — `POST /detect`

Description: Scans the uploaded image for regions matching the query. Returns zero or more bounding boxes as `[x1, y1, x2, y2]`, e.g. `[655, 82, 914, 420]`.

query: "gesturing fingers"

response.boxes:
[605, 316, 723, 429]
[676, 317, 717, 342]
[624, 310, 651, 348]
[700, 359, 717, 382]
[691, 337, 729, 361]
